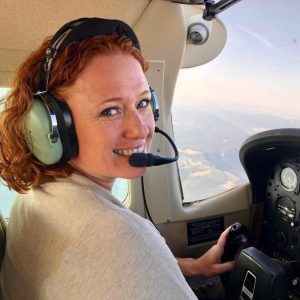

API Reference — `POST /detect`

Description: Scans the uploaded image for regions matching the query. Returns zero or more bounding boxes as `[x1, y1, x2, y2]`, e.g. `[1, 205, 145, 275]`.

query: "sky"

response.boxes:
[0, 88, 9, 97]
[2, 1, 299, 117]
[174, 0, 300, 119]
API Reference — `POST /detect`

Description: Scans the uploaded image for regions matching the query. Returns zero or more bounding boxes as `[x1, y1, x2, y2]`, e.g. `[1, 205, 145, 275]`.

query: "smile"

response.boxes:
[113, 146, 144, 157]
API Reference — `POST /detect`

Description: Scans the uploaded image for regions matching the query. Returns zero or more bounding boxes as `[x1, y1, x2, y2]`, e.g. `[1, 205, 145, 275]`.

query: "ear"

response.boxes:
[24, 97, 63, 165]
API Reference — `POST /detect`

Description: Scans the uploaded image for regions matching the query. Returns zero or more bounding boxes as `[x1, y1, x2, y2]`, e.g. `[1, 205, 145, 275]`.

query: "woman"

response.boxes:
[0, 17, 234, 299]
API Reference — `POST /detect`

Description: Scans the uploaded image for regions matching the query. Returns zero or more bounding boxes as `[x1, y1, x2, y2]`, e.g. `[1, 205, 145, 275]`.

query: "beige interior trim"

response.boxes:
[0, 0, 150, 50]
[0, 0, 151, 86]
[181, 5, 227, 68]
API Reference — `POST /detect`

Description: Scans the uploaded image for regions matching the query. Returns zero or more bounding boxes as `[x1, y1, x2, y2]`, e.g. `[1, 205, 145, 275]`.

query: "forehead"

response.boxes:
[62, 53, 149, 107]
[77, 53, 147, 90]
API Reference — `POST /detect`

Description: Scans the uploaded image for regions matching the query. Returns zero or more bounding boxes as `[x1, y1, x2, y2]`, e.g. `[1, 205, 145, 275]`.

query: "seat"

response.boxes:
[0, 211, 6, 264]
[0, 211, 6, 300]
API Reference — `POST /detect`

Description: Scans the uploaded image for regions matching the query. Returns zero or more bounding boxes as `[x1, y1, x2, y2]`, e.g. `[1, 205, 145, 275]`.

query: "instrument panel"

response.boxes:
[239, 129, 300, 299]
[264, 157, 300, 298]
[265, 157, 300, 260]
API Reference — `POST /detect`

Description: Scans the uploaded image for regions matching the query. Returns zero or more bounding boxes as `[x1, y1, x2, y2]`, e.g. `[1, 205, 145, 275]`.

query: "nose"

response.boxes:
[123, 109, 150, 140]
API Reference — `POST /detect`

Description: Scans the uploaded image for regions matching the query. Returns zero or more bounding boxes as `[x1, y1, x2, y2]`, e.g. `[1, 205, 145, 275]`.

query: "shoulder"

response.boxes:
[7, 182, 197, 300]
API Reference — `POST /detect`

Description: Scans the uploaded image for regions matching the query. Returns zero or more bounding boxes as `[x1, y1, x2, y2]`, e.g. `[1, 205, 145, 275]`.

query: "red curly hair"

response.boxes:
[0, 34, 148, 193]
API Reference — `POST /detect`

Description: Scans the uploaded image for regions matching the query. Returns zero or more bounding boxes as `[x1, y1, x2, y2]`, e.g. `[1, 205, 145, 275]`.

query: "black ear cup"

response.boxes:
[45, 93, 79, 161]
[149, 86, 159, 121]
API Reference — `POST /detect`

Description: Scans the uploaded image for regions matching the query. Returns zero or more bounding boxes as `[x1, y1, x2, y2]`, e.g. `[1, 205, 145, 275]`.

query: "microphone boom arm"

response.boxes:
[128, 127, 179, 167]
[154, 127, 179, 162]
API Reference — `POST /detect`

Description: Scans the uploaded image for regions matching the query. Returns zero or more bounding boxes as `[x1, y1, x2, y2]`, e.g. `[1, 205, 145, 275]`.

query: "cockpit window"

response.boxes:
[0, 88, 14, 218]
[172, 0, 300, 202]
[112, 178, 129, 205]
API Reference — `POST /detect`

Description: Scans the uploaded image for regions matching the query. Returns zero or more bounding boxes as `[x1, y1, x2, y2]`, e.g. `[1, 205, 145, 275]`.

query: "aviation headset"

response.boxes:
[24, 17, 159, 165]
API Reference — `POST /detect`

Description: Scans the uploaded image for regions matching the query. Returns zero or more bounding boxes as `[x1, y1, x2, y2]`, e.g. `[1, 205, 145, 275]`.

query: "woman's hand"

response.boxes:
[177, 227, 235, 277]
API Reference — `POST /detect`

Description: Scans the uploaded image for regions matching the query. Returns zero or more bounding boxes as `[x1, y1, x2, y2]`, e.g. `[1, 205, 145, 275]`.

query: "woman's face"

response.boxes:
[60, 53, 155, 190]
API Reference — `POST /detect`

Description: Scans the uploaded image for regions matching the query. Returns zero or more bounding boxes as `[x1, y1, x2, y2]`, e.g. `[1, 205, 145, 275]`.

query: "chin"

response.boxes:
[125, 167, 148, 179]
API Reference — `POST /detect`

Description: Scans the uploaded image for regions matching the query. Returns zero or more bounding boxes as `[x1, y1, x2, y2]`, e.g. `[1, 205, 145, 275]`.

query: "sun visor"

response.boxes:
[181, 5, 227, 68]
[239, 128, 300, 203]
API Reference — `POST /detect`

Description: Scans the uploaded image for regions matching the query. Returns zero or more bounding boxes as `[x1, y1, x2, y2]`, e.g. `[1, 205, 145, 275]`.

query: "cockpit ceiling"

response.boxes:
[0, 0, 151, 51]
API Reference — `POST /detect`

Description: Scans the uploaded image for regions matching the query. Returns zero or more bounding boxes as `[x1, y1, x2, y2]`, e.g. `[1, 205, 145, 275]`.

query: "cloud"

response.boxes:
[221, 172, 239, 189]
[221, 180, 237, 190]
[179, 148, 201, 155]
[191, 169, 211, 177]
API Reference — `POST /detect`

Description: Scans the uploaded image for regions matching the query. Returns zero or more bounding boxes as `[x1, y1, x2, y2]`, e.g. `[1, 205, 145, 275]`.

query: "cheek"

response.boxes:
[148, 114, 155, 135]
[75, 124, 107, 155]
[146, 117, 155, 147]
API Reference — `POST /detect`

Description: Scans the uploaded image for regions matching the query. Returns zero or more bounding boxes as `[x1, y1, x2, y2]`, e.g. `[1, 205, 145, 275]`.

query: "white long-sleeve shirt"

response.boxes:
[1, 172, 197, 300]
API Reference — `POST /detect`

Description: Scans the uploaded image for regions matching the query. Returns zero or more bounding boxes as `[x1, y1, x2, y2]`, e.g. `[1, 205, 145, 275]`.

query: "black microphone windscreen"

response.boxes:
[128, 127, 179, 168]
[129, 153, 151, 167]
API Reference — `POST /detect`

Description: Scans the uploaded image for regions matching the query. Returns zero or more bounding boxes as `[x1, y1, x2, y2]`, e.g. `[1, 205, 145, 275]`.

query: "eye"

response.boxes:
[137, 99, 151, 109]
[100, 107, 118, 117]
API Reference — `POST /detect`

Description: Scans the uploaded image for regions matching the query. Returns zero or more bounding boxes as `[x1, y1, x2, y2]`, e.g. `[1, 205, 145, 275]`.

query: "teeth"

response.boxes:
[114, 146, 144, 157]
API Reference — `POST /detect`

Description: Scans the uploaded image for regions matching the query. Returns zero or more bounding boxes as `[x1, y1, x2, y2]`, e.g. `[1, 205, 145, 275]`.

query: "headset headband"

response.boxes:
[36, 17, 141, 94]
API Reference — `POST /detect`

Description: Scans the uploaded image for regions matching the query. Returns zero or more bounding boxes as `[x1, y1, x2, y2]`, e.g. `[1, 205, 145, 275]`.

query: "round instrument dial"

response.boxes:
[280, 167, 297, 191]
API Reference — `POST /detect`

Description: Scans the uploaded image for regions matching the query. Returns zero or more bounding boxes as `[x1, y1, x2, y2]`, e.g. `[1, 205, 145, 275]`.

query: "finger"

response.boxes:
[216, 261, 235, 275]
[218, 226, 232, 248]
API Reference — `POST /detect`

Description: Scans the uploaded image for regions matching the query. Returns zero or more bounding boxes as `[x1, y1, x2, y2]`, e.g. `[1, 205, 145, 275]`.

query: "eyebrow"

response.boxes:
[102, 89, 151, 103]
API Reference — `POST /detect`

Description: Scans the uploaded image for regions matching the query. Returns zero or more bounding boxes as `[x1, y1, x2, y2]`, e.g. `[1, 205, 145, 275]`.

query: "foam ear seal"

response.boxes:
[149, 86, 159, 121]
[24, 98, 63, 165]
[45, 95, 79, 162]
